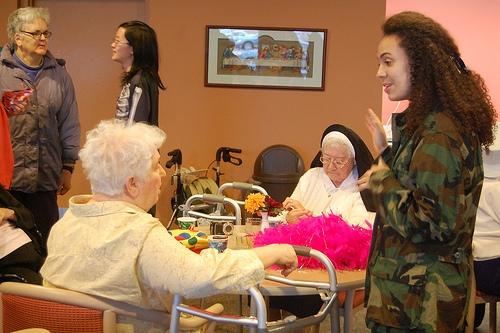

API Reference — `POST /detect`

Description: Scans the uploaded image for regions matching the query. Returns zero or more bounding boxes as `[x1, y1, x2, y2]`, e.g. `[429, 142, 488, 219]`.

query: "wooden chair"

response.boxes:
[476, 290, 500, 333]
[0, 282, 223, 333]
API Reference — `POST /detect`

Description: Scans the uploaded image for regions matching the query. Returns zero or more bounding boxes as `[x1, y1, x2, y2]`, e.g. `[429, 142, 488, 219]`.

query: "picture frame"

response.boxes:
[205, 26, 327, 90]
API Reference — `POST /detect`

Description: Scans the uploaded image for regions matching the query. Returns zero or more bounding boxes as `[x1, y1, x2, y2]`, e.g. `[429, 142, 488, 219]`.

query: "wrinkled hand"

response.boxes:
[253, 244, 298, 276]
[274, 244, 298, 276]
[283, 197, 311, 223]
[286, 208, 312, 223]
[58, 169, 72, 195]
[357, 169, 373, 191]
[366, 108, 388, 154]
[283, 197, 305, 211]
[0, 208, 16, 226]
[357, 158, 389, 191]
[6, 96, 29, 116]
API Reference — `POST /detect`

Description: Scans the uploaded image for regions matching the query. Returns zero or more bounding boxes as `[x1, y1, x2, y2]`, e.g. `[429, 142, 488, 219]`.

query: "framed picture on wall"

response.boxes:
[205, 25, 327, 90]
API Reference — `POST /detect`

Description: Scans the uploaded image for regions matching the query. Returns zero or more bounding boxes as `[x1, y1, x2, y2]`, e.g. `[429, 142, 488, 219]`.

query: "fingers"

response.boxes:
[58, 185, 69, 195]
[58, 171, 72, 195]
[8, 97, 29, 115]
[283, 198, 304, 211]
[279, 245, 298, 276]
[366, 108, 389, 153]
[282, 197, 293, 209]
[286, 209, 309, 223]
[357, 170, 371, 191]
[358, 161, 390, 191]
[0, 208, 16, 222]
[281, 264, 296, 277]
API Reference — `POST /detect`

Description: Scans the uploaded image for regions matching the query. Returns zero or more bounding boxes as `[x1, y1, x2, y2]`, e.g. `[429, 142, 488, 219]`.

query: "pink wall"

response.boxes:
[382, 0, 500, 123]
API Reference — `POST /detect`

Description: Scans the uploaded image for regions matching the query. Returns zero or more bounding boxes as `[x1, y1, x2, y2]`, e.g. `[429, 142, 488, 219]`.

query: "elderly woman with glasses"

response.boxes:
[269, 124, 376, 321]
[0, 7, 80, 251]
[283, 124, 375, 226]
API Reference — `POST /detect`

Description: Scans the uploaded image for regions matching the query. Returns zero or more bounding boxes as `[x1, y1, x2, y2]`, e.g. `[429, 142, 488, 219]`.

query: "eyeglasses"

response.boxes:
[112, 39, 129, 46]
[319, 155, 350, 169]
[20, 30, 52, 40]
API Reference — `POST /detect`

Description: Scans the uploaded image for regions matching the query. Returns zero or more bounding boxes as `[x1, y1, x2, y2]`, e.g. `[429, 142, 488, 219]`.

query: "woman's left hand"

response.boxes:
[358, 158, 389, 190]
[58, 169, 73, 195]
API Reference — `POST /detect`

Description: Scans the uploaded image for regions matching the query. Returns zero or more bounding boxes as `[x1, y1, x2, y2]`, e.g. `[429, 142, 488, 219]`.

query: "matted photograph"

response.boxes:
[205, 26, 327, 90]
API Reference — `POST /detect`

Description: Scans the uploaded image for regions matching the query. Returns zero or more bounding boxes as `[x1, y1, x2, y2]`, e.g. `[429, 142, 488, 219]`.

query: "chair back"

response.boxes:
[0, 282, 169, 333]
[0, 282, 223, 333]
[252, 144, 304, 202]
[2, 293, 109, 333]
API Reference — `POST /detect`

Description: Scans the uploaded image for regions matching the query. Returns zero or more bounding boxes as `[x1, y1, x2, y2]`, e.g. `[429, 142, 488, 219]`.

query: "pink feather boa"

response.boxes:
[253, 214, 372, 270]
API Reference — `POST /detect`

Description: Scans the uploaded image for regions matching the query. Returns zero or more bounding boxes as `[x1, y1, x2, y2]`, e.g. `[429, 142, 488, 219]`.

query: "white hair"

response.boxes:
[79, 120, 166, 197]
[7, 7, 50, 46]
[321, 131, 355, 159]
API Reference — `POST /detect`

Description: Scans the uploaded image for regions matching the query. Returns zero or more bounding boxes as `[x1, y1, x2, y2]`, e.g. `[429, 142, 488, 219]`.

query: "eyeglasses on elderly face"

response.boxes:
[20, 30, 52, 40]
[319, 155, 350, 169]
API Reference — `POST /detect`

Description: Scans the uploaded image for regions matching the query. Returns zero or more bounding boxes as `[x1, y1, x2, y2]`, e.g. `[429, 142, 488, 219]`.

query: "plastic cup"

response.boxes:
[177, 216, 196, 230]
[208, 235, 228, 252]
[245, 217, 261, 234]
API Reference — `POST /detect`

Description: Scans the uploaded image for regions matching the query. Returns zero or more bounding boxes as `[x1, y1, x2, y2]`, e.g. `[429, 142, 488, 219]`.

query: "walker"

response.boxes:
[169, 246, 340, 333]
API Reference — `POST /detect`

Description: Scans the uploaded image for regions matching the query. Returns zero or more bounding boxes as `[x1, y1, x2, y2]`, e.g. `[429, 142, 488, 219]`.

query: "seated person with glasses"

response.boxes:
[270, 124, 375, 321]
[283, 124, 375, 227]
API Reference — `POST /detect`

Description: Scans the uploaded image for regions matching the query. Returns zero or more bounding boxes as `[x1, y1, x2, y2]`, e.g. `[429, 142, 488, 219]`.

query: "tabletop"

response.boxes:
[260, 268, 366, 296]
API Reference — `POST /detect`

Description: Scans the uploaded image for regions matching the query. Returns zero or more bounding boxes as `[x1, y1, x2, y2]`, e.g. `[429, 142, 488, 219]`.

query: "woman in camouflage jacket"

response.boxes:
[359, 11, 497, 333]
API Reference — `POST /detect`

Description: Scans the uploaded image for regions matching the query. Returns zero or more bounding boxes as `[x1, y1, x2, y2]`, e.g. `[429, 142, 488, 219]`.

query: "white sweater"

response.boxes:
[473, 178, 500, 261]
[41, 195, 265, 331]
[290, 168, 374, 227]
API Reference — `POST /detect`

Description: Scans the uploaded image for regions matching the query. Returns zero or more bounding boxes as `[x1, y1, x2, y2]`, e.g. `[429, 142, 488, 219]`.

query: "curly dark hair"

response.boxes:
[383, 11, 496, 148]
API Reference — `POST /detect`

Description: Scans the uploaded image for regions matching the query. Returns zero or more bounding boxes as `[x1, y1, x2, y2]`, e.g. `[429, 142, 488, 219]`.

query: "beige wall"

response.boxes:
[3, 0, 386, 221]
[0, 0, 18, 43]
[149, 1, 385, 220]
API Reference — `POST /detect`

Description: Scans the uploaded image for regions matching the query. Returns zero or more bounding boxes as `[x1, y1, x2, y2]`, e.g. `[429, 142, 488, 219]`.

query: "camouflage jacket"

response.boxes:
[365, 110, 483, 332]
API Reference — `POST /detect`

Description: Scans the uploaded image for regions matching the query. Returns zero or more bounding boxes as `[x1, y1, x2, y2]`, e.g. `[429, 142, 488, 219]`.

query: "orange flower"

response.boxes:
[244, 193, 283, 216]
[244, 193, 266, 214]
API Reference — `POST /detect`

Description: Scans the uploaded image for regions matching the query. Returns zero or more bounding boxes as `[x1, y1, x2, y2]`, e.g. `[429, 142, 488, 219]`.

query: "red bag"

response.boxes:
[0, 102, 13, 188]
[1, 89, 32, 114]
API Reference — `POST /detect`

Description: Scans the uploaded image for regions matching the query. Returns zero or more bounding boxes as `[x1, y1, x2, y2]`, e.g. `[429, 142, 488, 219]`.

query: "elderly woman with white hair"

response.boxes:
[40, 120, 297, 331]
[284, 124, 375, 226]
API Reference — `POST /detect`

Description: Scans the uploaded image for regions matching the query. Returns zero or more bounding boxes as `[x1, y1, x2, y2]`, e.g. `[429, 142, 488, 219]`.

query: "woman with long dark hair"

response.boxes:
[111, 20, 165, 125]
[359, 11, 496, 332]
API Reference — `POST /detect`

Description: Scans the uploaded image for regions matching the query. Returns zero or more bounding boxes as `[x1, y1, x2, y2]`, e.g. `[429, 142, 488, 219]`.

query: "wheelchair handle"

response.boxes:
[202, 194, 225, 204]
[165, 149, 182, 168]
[292, 245, 311, 257]
[217, 182, 268, 195]
[184, 194, 242, 224]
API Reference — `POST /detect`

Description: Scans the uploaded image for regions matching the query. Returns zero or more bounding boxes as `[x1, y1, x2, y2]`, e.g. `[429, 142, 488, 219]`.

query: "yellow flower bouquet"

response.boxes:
[244, 193, 283, 217]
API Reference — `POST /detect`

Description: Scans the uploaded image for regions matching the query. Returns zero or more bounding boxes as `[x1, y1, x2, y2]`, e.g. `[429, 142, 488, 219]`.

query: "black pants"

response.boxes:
[474, 257, 500, 327]
[0, 242, 43, 285]
[9, 190, 59, 251]
[269, 295, 322, 318]
[474, 257, 500, 296]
